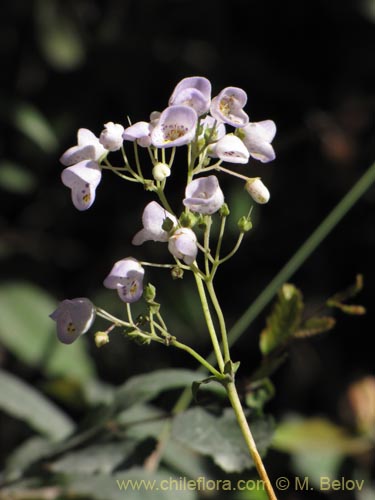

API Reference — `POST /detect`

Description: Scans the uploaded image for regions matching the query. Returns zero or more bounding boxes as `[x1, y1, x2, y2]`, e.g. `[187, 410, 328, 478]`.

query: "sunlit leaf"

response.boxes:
[13, 102, 58, 153]
[259, 284, 304, 355]
[0, 369, 74, 440]
[172, 407, 274, 473]
[0, 160, 36, 193]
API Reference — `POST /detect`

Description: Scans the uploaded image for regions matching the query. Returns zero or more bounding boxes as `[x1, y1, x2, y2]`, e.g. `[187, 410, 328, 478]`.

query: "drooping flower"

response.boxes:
[60, 128, 106, 166]
[99, 122, 124, 151]
[240, 120, 276, 163]
[210, 87, 249, 128]
[50, 298, 96, 344]
[103, 257, 144, 303]
[169, 76, 211, 116]
[183, 175, 224, 214]
[151, 105, 198, 148]
[61, 160, 102, 210]
[132, 201, 177, 245]
[245, 178, 270, 204]
[168, 228, 198, 265]
[211, 134, 250, 164]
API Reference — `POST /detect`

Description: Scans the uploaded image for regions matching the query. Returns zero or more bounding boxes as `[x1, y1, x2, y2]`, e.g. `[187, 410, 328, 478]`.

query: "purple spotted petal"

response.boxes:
[132, 201, 177, 245]
[210, 87, 249, 128]
[103, 257, 145, 303]
[151, 106, 198, 148]
[60, 128, 106, 166]
[50, 298, 95, 344]
[169, 76, 211, 116]
[183, 176, 224, 214]
[241, 120, 277, 163]
[61, 160, 102, 211]
[168, 228, 198, 265]
[212, 134, 250, 164]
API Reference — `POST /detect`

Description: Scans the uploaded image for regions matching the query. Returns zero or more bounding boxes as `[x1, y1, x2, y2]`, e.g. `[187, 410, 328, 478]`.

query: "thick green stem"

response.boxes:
[226, 381, 278, 500]
[194, 273, 225, 373]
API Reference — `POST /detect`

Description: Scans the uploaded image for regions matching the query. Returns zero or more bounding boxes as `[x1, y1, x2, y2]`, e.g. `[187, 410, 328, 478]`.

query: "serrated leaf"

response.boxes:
[259, 284, 304, 355]
[327, 274, 366, 315]
[294, 316, 336, 338]
[0, 370, 74, 440]
[65, 469, 197, 500]
[114, 369, 205, 410]
[172, 407, 274, 473]
[0, 281, 95, 383]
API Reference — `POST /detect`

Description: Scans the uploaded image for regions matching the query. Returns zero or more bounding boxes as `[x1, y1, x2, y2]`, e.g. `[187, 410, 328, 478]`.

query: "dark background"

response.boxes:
[0, 0, 374, 496]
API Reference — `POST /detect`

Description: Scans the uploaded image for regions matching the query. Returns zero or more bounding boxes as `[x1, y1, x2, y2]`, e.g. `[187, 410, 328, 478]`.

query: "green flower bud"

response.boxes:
[179, 211, 197, 228]
[238, 215, 253, 232]
[143, 283, 156, 302]
[219, 203, 230, 217]
[94, 331, 110, 348]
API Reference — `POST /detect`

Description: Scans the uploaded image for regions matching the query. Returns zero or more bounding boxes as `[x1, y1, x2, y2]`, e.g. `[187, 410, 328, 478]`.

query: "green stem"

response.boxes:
[206, 280, 231, 364]
[194, 273, 225, 373]
[218, 232, 245, 265]
[226, 381, 278, 500]
[225, 160, 375, 352]
[156, 187, 175, 215]
[171, 339, 223, 379]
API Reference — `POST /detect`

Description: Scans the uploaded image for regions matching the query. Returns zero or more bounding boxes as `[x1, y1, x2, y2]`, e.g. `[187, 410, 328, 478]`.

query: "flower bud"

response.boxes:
[152, 162, 171, 182]
[144, 283, 157, 302]
[245, 178, 270, 204]
[219, 203, 230, 217]
[99, 122, 124, 151]
[95, 331, 110, 348]
[179, 211, 197, 228]
[237, 216, 253, 233]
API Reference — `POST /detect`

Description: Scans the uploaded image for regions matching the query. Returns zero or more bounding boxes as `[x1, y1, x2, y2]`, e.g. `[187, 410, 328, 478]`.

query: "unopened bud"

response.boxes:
[152, 162, 171, 182]
[179, 211, 197, 228]
[219, 203, 230, 217]
[95, 331, 110, 348]
[144, 283, 156, 302]
[245, 178, 270, 204]
[237, 215, 253, 232]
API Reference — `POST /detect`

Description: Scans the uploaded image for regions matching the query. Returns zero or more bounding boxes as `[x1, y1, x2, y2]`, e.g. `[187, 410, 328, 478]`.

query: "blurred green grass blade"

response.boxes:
[0, 369, 75, 440]
[0, 160, 36, 193]
[0, 282, 95, 383]
[13, 102, 58, 153]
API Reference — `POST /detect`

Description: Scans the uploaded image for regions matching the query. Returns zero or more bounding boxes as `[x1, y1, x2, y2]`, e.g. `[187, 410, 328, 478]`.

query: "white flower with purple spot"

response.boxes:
[151, 105, 198, 148]
[168, 228, 198, 265]
[245, 178, 270, 204]
[239, 120, 277, 163]
[210, 87, 249, 128]
[132, 201, 177, 245]
[99, 122, 124, 151]
[211, 134, 250, 164]
[103, 257, 145, 303]
[50, 298, 96, 344]
[183, 176, 224, 215]
[61, 160, 102, 211]
[169, 76, 211, 116]
[60, 128, 106, 166]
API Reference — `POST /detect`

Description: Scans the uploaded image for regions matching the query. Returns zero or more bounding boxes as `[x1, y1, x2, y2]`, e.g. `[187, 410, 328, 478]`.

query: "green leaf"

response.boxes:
[259, 284, 304, 355]
[291, 451, 343, 489]
[0, 282, 95, 383]
[0, 369, 74, 440]
[294, 316, 336, 338]
[65, 469, 197, 500]
[272, 417, 372, 455]
[4, 436, 54, 482]
[172, 407, 274, 473]
[50, 441, 138, 474]
[0, 160, 36, 193]
[114, 369, 204, 410]
[327, 274, 366, 315]
[13, 102, 58, 153]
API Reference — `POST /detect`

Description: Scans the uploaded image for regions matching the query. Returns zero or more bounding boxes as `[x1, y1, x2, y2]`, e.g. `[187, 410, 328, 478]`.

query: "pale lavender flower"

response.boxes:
[103, 257, 144, 303]
[183, 175, 224, 214]
[50, 298, 95, 344]
[169, 76, 211, 116]
[61, 160, 102, 211]
[212, 134, 250, 164]
[245, 178, 270, 204]
[123, 121, 153, 148]
[132, 201, 177, 245]
[210, 87, 249, 128]
[60, 128, 106, 166]
[151, 105, 198, 148]
[99, 122, 124, 151]
[168, 228, 198, 265]
[240, 120, 276, 163]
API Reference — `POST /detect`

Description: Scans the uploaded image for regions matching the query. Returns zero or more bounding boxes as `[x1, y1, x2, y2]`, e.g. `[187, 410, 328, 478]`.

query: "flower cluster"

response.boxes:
[52, 76, 277, 343]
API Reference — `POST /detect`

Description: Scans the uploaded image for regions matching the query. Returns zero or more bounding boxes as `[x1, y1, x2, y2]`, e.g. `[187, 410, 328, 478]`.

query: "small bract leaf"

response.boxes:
[259, 284, 304, 355]
[294, 316, 336, 338]
[327, 274, 366, 315]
